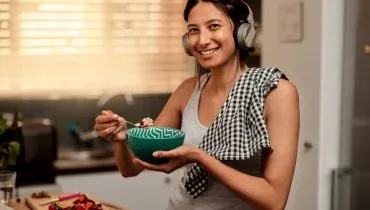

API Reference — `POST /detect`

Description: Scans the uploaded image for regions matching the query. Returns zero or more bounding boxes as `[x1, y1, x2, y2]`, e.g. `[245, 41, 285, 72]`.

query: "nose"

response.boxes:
[198, 29, 211, 47]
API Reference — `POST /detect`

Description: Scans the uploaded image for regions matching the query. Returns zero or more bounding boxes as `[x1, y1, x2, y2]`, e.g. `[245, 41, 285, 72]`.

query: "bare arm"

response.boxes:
[196, 79, 300, 209]
[113, 141, 144, 177]
[97, 77, 196, 177]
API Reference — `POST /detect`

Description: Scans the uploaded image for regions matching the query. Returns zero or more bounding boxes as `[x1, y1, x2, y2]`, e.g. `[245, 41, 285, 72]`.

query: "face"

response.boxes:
[186, 2, 237, 70]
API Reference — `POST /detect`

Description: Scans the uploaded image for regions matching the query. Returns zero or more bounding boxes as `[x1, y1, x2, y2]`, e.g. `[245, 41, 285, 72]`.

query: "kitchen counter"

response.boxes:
[16, 148, 119, 187]
[54, 148, 118, 175]
[9, 195, 128, 210]
[54, 156, 117, 175]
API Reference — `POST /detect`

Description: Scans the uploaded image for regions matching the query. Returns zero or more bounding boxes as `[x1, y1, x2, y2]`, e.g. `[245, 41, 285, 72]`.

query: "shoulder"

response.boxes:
[249, 67, 286, 82]
[247, 67, 290, 96]
[173, 76, 198, 96]
[268, 79, 299, 100]
[170, 76, 199, 111]
[264, 79, 299, 117]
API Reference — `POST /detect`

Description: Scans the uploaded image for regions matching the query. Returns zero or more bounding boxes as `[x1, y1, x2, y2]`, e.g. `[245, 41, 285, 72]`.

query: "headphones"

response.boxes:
[182, 0, 256, 56]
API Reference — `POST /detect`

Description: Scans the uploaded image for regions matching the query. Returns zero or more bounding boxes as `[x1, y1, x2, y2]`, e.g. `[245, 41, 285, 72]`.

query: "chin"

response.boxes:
[198, 61, 223, 70]
[196, 53, 230, 70]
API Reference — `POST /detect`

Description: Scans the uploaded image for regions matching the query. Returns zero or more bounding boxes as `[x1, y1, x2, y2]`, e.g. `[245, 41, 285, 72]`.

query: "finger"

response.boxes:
[136, 159, 175, 174]
[153, 150, 179, 159]
[95, 115, 119, 124]
[134, 159, 164, 171]
[114, 117, 128, 130]
[102, 110, 114, 115]
[112, 125, 123, 135]
[118, 117, 126, 124]
[96, 114, 114, 123]
[101, 110, 127, 125]
[99, 126, 118, 139]
[94, 121, 120, 131]
[101, 110, 120, 119]
[121, 118, 128, 130]
[152, 151, 166, 158]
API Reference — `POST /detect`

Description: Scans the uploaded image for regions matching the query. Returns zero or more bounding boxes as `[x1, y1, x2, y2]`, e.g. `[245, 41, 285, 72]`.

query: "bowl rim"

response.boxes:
[126, 126, 185, 140]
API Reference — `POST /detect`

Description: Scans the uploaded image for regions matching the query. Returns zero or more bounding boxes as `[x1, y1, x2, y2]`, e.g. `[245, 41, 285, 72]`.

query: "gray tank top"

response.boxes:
[167, 74, 264, 210]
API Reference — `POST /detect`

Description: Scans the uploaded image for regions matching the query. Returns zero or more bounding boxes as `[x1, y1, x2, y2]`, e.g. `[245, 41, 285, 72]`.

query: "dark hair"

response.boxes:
[183, 0, 255, 78]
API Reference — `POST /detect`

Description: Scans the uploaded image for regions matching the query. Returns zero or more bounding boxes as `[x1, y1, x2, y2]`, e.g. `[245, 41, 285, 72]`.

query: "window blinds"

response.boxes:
[0, 0, 193, 99]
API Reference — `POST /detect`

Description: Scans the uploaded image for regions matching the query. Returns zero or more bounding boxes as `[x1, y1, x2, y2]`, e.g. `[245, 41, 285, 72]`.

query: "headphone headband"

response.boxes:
[240, 0, 255, 26]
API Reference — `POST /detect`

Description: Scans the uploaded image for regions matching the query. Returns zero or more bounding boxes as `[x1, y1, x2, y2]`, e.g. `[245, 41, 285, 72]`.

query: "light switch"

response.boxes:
[279, 1, 304, 42]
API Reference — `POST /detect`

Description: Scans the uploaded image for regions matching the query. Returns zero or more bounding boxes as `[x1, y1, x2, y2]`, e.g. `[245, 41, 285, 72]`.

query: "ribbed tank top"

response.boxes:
[167, 73, 263, 210]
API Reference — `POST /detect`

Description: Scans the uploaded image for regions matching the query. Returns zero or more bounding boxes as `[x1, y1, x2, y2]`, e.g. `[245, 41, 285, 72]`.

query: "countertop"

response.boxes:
[54, 148, 118, 175]
[10, 195, 128, 210]
[16, 148, 119, 187]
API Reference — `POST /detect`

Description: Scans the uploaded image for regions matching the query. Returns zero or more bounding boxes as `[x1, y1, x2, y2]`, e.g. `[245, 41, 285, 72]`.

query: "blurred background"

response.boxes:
[0, 0, 368, 209]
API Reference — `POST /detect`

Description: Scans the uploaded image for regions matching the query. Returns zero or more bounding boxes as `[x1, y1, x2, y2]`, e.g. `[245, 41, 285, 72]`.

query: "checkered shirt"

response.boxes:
[184, 67, 287, 199]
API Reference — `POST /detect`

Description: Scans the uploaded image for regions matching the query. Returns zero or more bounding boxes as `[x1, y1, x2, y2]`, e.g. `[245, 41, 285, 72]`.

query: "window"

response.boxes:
[0, 0, 193, 99]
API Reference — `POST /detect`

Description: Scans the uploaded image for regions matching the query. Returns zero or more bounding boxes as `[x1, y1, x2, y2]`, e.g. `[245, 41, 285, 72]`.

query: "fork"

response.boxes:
[125, 120, 138, 127]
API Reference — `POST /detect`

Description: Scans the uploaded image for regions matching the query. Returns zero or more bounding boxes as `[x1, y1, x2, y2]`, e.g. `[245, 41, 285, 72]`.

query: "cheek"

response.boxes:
[216, 31, 236, 50]
[226, 40, 236, 53]
[188, 36, 198, 50]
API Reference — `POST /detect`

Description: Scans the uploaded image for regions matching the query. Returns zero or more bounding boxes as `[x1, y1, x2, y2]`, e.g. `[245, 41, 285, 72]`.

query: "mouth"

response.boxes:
[198, 47, 220, 57]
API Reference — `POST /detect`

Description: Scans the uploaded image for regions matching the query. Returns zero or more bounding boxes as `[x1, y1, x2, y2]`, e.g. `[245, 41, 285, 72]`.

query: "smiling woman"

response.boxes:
[94, 0, 300, 209]
[182, 0, 256, 77]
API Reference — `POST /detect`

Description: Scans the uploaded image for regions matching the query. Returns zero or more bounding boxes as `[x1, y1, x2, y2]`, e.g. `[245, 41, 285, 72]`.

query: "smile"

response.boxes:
[199, 47, 220, 56]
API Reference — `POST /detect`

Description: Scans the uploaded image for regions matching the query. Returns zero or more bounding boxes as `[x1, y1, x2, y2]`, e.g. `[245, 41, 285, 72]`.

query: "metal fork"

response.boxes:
[125, 120, 138, 127]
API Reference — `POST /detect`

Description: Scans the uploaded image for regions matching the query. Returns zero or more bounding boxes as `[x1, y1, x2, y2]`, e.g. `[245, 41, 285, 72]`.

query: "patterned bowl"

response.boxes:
[126, 126, 185, 164]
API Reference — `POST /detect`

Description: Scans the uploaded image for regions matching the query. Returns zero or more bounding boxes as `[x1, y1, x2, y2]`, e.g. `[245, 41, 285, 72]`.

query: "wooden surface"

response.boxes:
[10, 194, 127, 210]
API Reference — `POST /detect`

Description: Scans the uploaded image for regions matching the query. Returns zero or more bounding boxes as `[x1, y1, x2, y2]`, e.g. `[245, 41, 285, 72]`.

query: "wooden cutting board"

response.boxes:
[25, 193, 127, 210]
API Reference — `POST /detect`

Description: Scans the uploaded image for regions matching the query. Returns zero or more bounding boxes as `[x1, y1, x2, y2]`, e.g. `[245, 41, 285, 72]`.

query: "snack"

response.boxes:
[135, 117, 154, 128]
[31, 191, 51, 198]
[48, 194, 103, 210]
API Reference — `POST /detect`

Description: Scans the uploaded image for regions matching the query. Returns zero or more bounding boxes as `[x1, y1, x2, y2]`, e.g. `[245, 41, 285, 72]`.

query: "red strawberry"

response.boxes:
[78, 194, 88, 203]
[85, 201, 94, 210]
[48, 204, 57, 210]
[75, 206, 85, 210]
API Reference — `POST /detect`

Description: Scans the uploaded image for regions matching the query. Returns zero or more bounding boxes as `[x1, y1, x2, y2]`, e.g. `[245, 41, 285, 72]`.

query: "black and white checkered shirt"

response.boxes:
[184, 67, 287, 199]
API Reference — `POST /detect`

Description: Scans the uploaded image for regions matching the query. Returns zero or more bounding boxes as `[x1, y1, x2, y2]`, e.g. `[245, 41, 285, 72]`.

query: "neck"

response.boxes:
[207, 57, 248, 94]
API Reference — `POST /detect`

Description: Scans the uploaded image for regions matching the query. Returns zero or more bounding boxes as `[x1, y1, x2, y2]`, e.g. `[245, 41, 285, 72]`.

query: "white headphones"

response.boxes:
[182, 0, 256, 56]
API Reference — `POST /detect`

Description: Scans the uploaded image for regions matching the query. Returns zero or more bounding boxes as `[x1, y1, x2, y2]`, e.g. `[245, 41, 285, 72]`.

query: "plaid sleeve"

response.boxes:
[260, 67, 288, 98]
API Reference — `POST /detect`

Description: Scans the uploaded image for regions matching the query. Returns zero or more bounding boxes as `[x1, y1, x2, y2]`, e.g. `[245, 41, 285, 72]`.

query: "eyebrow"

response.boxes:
[187, 19, 222, 29]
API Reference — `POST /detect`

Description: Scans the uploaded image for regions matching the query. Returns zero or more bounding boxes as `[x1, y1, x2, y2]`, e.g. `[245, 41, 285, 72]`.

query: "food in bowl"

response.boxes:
[134, 117, 154, 128]
[126, 126, 185, 164]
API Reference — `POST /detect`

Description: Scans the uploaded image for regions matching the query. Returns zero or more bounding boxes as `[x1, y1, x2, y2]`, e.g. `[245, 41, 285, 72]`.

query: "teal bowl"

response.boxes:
[126, 126, 185, 164]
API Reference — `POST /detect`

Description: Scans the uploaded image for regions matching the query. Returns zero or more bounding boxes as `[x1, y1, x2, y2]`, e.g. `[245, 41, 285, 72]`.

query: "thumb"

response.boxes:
[153, 150, 176, 158]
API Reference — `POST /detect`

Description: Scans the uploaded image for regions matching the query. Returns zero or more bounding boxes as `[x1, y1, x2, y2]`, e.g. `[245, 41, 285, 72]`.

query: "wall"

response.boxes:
[262, 0, 345, 209]
[0, 94, 171, 148]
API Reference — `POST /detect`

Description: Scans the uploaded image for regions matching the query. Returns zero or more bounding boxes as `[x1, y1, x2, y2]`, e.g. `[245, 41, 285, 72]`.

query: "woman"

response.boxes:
[94, 0, 300, 209]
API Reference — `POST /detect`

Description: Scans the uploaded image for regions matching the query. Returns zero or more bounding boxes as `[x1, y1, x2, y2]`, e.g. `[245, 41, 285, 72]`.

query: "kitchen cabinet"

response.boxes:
[55, 169, 184, 210]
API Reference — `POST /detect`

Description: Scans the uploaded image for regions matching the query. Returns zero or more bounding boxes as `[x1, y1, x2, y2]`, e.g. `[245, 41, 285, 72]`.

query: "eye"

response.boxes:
[188, 28, 199, 35]
[209, 24, 221, 30]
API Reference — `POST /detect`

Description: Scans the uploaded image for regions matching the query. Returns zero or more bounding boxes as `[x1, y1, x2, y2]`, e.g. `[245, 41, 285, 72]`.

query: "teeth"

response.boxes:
[200, 48, 218, 55]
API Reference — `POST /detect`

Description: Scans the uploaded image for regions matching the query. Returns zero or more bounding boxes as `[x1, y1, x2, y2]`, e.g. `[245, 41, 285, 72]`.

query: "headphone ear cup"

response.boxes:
[235, 22, 256, 50]
[182, 33, 193, 56]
